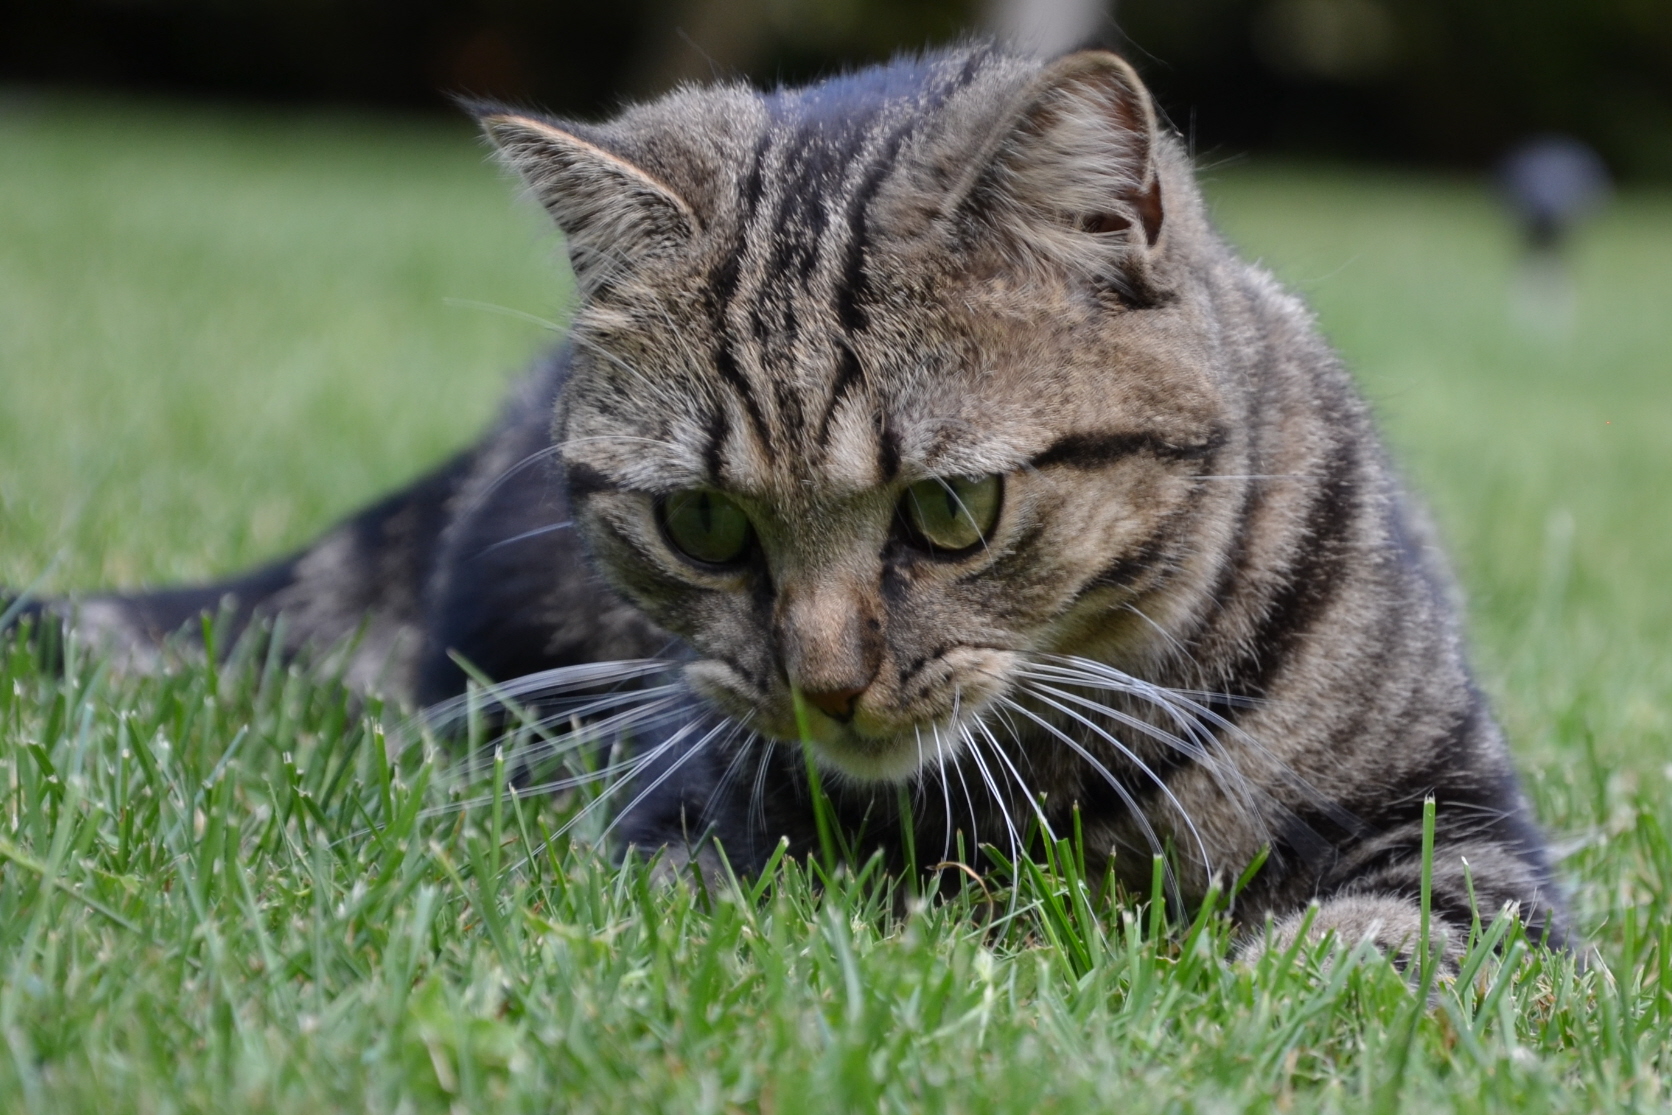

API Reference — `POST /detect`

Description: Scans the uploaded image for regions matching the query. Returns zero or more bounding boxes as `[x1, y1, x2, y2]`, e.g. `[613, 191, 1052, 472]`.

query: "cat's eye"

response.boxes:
[899, 474, 1002, 554]
[658, 489, 753, 566]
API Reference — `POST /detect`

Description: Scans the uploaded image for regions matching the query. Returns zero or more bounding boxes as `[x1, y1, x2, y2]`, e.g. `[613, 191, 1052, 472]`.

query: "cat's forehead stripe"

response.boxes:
[695, 50, 1000, 480]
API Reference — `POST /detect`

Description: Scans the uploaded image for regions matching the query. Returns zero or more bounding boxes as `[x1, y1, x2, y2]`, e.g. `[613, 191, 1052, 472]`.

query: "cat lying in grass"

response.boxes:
[4, 44, 1567, 962]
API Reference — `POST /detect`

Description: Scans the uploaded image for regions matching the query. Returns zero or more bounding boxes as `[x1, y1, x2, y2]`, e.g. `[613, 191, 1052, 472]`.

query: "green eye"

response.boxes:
[659, 489, 753, 566]
[900, 474, 1002, 553]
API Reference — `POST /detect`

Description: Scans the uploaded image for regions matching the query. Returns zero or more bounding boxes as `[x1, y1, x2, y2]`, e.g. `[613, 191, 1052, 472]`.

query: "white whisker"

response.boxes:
[421, 659, 682, 726]
[996, 695, 1184, 912]
[702, 731, 759, 829]
[961, 720, 1022, 867]
[512, 715, 723, 870]
[440, 298, 562, 332]
[1016, 683, 1212, 877]
[595, 718, 739, 845]
[427, 746, 668, 819]
[747, 735, 774, 855]
[936, 721, 982, 865]
[1023, 654, 1339, 846]
[972, 717, 1057, 845]
[465, 444, 564, 516]
[923, 724, 954, 866]
[456, 695, 690, 778]
[472, 521, 572, 559]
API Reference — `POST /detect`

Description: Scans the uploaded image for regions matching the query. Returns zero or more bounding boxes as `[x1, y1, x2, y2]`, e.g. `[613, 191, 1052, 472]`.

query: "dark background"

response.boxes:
[3, 0, 1670, 180]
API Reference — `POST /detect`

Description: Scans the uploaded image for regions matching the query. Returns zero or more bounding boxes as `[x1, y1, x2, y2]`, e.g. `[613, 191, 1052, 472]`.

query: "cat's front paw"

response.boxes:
[1239, 894, 1460, 973]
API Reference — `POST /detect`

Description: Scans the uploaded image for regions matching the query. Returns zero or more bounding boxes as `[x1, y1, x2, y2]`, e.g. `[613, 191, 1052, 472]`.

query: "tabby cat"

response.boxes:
[6, 45, 1566, 960]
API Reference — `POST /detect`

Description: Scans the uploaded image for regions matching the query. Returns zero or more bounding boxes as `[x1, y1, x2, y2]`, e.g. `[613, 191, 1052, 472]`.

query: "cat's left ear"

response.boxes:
[955, 51, 1167, 289]
[477, 111, 698, 296]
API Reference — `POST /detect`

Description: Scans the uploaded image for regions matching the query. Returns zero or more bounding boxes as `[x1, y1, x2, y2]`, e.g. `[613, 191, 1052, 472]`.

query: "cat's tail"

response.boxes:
[4, 555, 305, 667]
[0, 450, 468, 693]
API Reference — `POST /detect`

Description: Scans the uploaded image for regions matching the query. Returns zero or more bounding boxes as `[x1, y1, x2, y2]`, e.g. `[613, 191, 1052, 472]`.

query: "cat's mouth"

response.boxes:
[809, 723, 972, 783]
[685, 648, 1016, 784]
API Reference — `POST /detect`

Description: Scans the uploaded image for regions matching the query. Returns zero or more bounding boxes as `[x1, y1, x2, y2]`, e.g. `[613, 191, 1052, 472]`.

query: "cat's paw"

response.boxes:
[1239, 894, 1459, 973]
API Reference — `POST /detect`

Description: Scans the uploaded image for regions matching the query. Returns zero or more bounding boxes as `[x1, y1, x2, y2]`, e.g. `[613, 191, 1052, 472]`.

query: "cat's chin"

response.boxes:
[808, 732, 943, 784]
[684, 649, 1016, 785]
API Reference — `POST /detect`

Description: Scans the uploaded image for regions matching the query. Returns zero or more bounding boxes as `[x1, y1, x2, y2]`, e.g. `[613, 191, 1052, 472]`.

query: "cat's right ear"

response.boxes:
[476, 111, 698, 296]
[946, 52, 1169, 300]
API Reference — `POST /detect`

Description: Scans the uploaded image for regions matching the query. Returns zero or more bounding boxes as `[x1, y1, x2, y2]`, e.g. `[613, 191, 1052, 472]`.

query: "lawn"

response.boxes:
[2, 94, 1671, 1112]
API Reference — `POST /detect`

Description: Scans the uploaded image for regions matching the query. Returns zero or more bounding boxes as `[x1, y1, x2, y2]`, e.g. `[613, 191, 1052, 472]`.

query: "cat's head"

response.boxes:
[479, 47, 1235, 783]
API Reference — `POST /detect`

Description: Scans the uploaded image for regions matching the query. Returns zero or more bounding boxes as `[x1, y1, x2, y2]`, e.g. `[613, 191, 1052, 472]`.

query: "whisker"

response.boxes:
[594, 718, 739, 846]
[972, 717, 1058, 845]
[701, 730, 759, 830]
[453, 700, 696, 790]
[909, 729, 930, 835]
[446, 683, 686, 745]
[515, 715, 720, 867]
[449, 693, 690, 779]
[1121, 603, 1200, 675]
[420, 740, 673, 821]
[1017, 683, 1212, 878]
[1020, 661, 1253, 776]
[923, 724, 955, 867]
[996, 695, 1184, 912]
[568, 331, 641, 379]
[1021, 677, 1213, 762]
[1017, 678, 1265, 829]
[747, 735, 774, 857]
[936, 721, 981, 864]
[1015, 672, 1262, 824]
[467, 444, 564, 514]
[421, 659, 682, 727]
[1024, 655, 1341, 841]
[472, 521, 572, 559]
[960, 720, 1022, 868]
[1027, 656, 1263, 725]
[343, 717, 686, 846]
[440, 298, 563, 332]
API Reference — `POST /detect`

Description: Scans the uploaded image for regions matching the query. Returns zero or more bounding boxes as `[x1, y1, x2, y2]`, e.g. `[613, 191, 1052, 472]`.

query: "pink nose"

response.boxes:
[803, 685, 865, 722]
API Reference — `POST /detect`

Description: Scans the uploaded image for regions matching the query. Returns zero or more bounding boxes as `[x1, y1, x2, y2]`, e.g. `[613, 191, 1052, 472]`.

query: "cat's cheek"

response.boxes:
[683, 659, 798, 740]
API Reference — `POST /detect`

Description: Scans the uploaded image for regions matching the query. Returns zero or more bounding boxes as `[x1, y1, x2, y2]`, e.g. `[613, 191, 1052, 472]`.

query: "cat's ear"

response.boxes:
[477, 111, 698, 296]
[956, 51, 1166, 291]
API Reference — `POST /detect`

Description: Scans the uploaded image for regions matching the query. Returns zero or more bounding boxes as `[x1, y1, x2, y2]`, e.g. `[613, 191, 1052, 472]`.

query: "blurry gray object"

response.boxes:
[988, 0, 1107, 56]
[1499, 136, 1611, 252]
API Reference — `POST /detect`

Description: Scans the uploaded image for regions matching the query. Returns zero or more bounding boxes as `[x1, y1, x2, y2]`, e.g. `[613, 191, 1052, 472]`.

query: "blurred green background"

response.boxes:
[3, 0, 1671, 178]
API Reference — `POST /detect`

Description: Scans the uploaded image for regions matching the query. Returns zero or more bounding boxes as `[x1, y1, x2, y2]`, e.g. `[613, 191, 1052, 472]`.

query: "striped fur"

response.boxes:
[9, 45, 1566, 957]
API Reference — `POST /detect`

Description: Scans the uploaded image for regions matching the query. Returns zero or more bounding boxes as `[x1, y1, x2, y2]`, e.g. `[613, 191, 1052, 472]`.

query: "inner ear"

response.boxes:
[476, 111, 698, 296]
[955, 51, 1166, 256]
[1077, 177, 1162, 247]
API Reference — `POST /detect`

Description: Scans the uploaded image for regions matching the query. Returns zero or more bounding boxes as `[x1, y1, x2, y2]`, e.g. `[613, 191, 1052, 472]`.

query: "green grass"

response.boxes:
[2, 95, 1671, 1112]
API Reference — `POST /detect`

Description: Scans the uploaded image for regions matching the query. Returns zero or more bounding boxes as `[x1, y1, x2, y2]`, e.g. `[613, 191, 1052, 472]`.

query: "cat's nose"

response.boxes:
[802, 685, 866, 723]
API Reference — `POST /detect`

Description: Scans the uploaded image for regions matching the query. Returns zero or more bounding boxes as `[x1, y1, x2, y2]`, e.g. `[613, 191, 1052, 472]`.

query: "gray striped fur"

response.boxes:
[11, 44, 1566, 957]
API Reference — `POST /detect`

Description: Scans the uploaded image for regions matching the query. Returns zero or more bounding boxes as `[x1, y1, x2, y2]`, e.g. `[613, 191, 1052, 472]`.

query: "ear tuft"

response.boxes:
[961, 51, 1167, 298]
[479, 112, 698, 296]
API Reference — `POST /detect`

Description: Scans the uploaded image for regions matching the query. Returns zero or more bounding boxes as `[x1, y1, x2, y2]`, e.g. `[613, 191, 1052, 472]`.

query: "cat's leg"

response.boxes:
[1238, 804, 1568, 969]
[1239, 894, 1456, 969]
